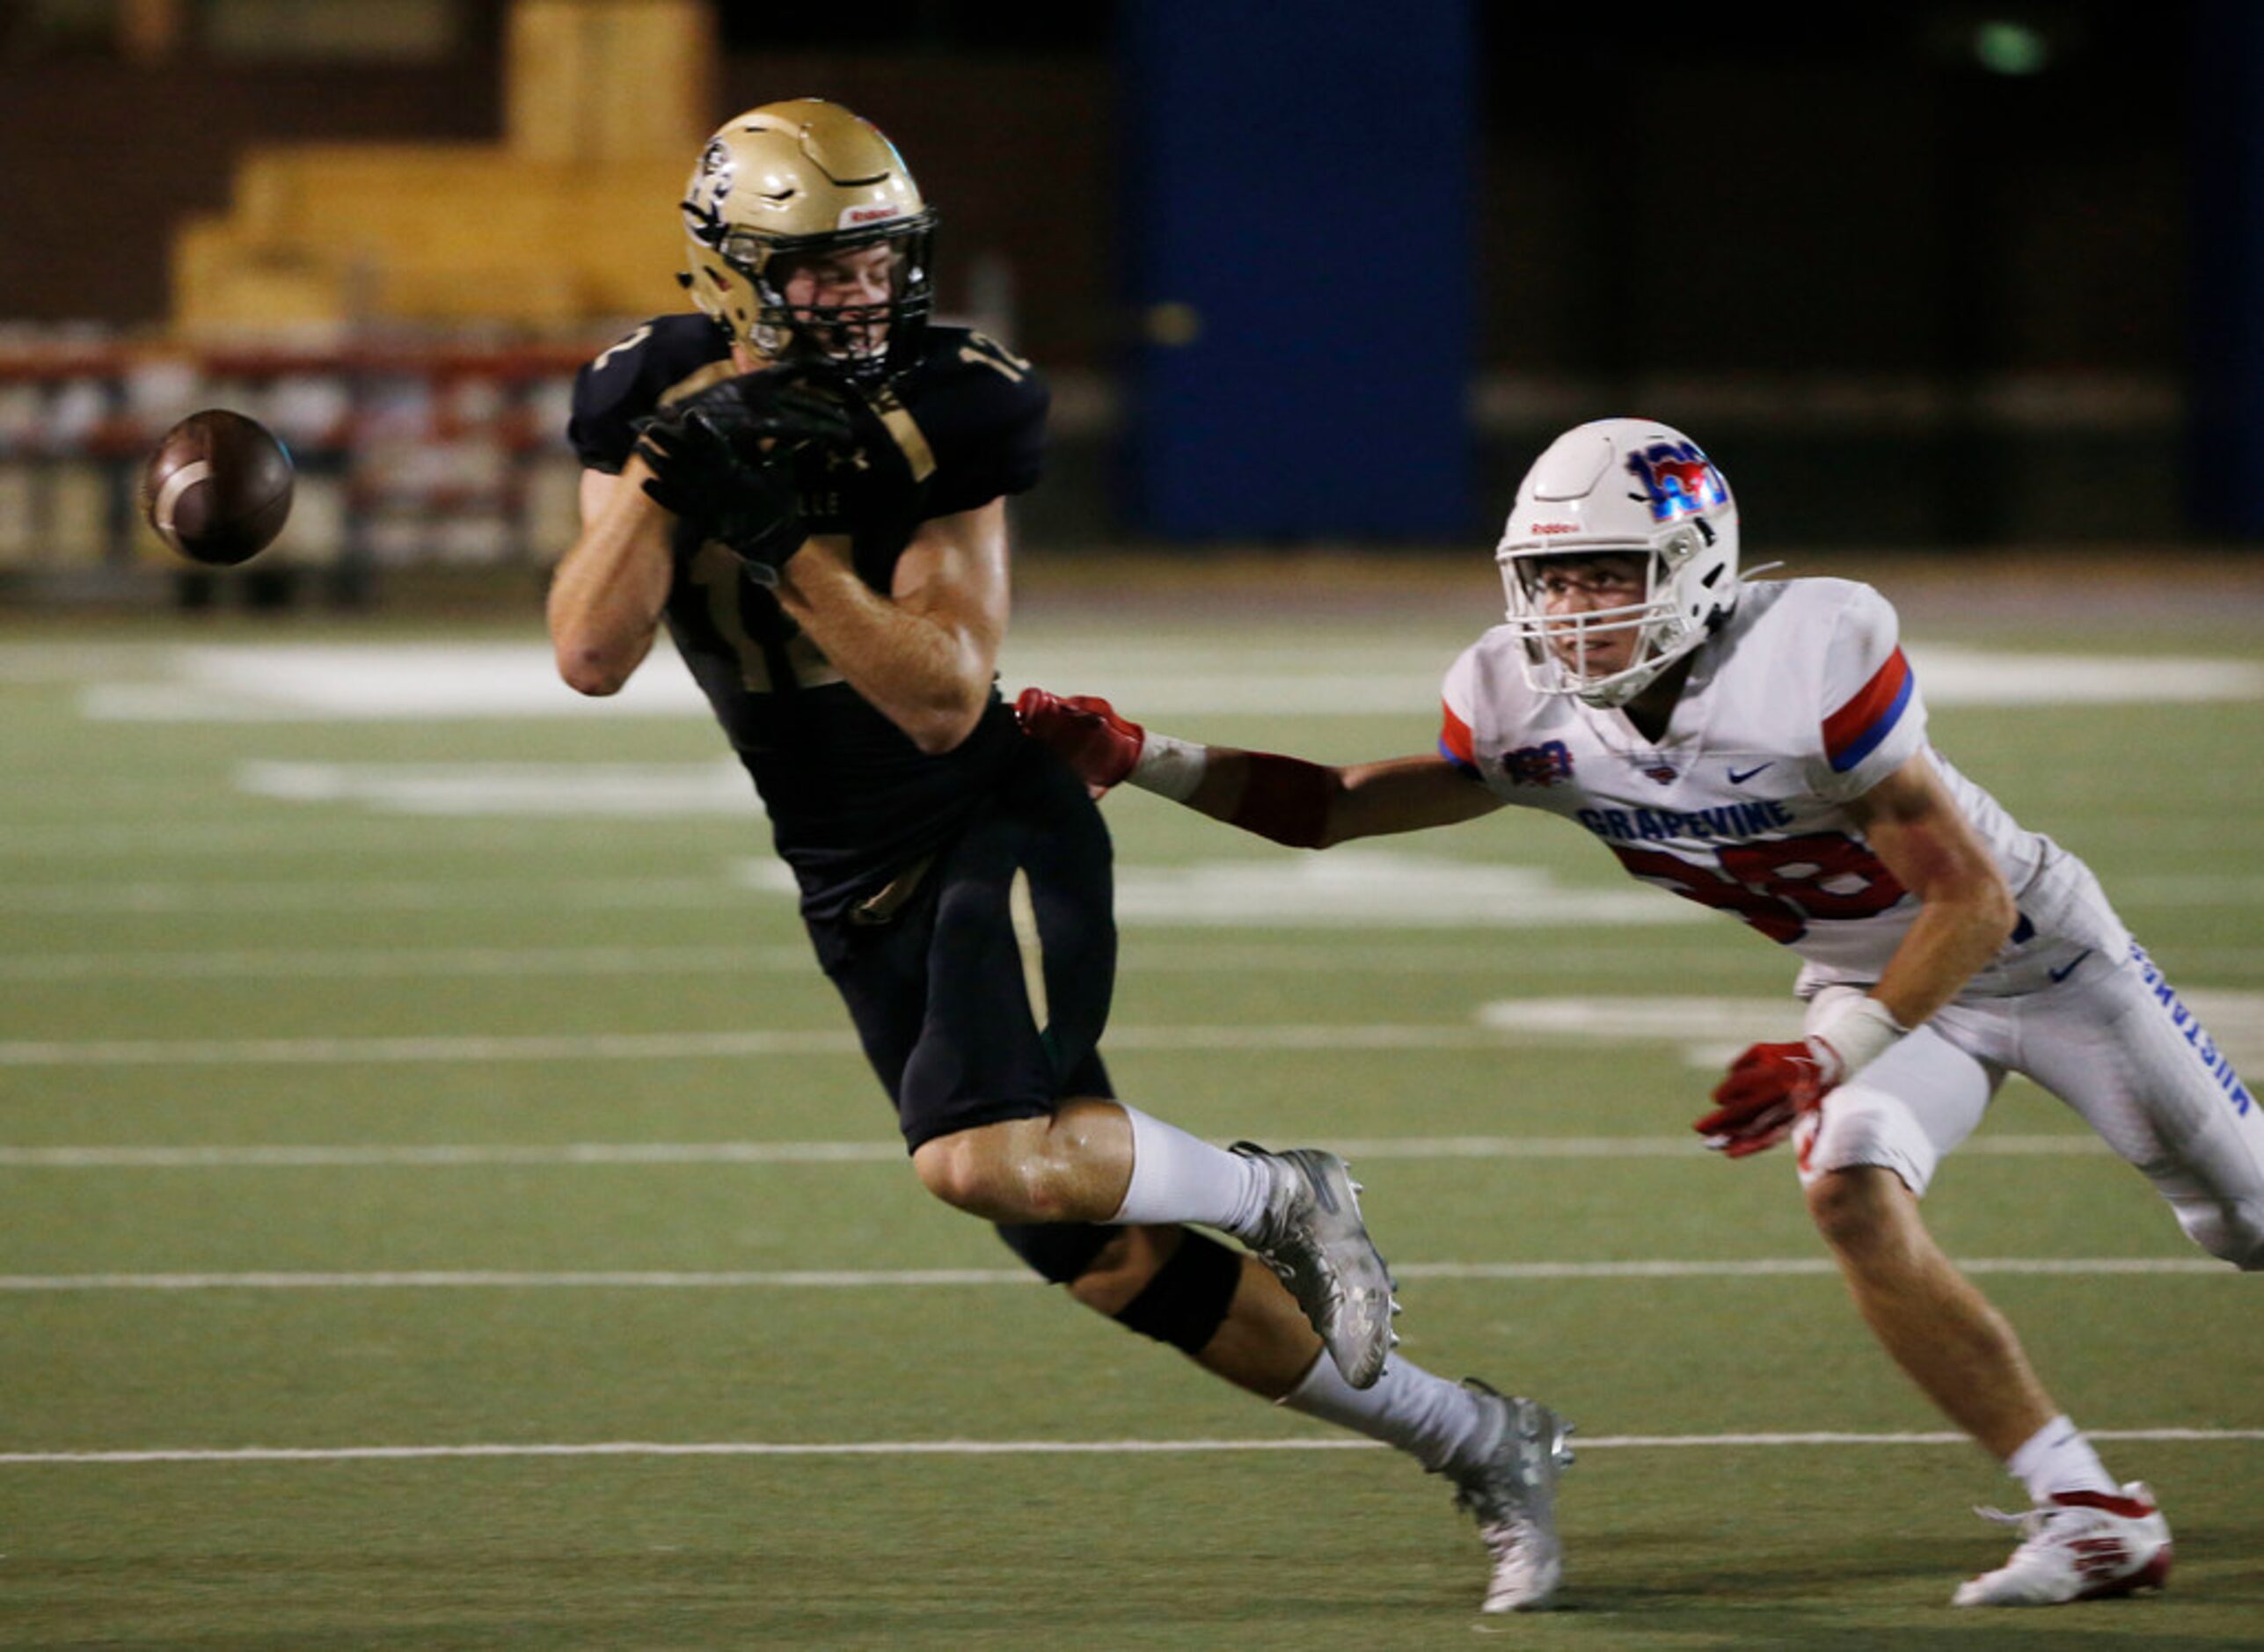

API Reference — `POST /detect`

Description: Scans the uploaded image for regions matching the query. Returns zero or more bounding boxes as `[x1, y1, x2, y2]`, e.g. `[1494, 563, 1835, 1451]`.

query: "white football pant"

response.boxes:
[1794, 945, 2264, 1270]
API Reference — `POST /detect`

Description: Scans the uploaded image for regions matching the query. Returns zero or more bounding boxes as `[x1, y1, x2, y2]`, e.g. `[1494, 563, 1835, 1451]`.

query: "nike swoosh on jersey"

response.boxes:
[2048, 950, 2094, 983]
[1727, 763, 1774, 784]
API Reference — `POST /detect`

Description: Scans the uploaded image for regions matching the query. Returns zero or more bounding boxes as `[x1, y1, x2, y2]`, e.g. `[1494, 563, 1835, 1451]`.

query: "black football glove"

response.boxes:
[632, 372, 858, 583]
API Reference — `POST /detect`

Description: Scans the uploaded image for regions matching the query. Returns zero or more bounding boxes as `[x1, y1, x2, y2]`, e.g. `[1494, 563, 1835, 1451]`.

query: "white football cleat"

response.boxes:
[1450, 1380, 1574, 1612]
[1952, 1482, 2173, 1607]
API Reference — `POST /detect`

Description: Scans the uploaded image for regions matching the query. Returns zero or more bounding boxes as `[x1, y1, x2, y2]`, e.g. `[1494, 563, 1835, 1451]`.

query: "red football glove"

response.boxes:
[1694, 1042, 1831, 1159]
[1014, 688, 1146, 793]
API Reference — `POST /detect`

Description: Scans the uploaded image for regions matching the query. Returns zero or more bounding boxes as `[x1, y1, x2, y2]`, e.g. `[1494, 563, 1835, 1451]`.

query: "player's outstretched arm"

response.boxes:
[548, 461, 674, 696]
[773, 501, 1009, 755]
[1014, 689, 1502, 847]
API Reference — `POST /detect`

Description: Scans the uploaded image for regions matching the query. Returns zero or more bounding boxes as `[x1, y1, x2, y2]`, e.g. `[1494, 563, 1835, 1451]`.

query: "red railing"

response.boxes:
[0, 332, 610, 582]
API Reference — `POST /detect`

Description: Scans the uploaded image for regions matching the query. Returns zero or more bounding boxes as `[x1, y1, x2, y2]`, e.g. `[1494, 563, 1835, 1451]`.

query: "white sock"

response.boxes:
[2005, 1414, 2117, 1502]
[1279, 1349, 1494, 1475]
[1107, 1105, 1273, 1237]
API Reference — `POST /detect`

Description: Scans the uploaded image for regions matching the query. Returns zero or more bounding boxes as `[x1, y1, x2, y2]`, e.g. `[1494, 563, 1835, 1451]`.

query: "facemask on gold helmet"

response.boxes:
[680, 99, 938, 382]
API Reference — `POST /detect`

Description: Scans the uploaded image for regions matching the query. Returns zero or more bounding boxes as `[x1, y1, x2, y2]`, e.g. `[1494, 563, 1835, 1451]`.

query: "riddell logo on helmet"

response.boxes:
[1532, 522, 1581, 535]
[839, 204, 903, 228]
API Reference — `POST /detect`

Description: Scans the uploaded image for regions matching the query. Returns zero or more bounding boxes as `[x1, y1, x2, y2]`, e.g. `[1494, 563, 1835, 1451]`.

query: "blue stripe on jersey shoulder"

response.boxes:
[1827, 669, 1915, 773]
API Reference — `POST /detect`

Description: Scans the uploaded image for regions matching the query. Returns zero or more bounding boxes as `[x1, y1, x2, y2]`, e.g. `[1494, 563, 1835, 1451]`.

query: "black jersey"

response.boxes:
[567, 316, 1050, 918]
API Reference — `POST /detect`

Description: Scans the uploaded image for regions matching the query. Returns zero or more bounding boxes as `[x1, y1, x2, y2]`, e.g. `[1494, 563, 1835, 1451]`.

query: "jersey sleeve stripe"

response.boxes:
[1823, 647, 1914, 772]
[1440, 700, 1477, 770]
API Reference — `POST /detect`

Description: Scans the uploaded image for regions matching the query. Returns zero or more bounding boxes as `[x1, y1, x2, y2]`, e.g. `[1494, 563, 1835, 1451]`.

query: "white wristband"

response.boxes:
[1129, 732, 1209, 802]
[1806, 996, 1909, 1086]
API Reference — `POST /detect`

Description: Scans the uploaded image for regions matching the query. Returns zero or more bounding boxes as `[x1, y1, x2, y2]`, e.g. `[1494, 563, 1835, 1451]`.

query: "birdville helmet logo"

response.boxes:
[1625, 441, 1727, 523]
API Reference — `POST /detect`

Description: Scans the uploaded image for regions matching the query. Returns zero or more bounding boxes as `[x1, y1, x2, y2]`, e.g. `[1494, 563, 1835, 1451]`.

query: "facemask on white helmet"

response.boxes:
[1494, 418, 1742, 709]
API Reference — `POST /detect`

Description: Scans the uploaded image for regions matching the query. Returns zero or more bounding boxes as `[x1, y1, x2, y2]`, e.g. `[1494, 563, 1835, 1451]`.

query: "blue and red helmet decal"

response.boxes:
[1625, 440, 1729, 524]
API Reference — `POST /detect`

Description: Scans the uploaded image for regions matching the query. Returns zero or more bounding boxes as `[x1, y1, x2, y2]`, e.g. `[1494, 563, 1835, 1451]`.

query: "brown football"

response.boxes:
[140, 409, 295, 567]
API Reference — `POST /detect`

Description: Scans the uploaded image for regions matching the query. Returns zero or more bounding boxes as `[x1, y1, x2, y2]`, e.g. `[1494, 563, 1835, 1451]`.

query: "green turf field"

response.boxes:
[2, 564, 2260, 1647]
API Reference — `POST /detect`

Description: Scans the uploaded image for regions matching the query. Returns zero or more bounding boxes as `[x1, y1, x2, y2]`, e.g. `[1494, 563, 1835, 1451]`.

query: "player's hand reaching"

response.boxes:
[632, 372, 857, 584]
[1015, 688, 1147, 794]
[1694, 1042, 1830, 1159]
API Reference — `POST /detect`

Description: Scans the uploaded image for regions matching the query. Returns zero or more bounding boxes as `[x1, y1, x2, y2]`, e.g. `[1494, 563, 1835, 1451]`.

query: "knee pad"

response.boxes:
[992, 1223, 1244, 1354]
[1114, 1228, 1245, 1355]
[992, 1220, 1114, 1284]
[1796, 1084, 1940, 1197]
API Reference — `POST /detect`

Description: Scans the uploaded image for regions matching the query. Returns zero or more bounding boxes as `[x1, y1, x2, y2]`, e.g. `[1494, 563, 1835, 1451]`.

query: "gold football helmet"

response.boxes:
[680, 99, 938, 381]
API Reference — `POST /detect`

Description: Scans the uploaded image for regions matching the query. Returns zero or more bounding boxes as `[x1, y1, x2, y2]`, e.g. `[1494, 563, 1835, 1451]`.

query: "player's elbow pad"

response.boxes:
[1229, 752, 1335, 849]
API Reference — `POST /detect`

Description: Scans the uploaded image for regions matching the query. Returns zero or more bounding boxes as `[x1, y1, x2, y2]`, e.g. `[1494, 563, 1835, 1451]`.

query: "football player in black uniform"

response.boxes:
[547, 99, 1571, 1611]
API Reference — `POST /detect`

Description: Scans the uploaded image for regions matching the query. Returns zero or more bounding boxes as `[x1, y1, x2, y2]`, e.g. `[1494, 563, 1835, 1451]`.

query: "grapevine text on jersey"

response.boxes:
[1575, 798, 1796, 844]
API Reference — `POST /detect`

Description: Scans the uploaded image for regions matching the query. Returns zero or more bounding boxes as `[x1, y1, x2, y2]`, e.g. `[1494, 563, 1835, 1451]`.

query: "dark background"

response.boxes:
[0, 0, 2236, 548]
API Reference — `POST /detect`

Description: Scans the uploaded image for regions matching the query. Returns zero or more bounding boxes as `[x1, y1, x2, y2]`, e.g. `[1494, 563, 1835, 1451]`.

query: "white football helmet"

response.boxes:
[1494, 418, 1741, 708]
[680, 99, 937, 381]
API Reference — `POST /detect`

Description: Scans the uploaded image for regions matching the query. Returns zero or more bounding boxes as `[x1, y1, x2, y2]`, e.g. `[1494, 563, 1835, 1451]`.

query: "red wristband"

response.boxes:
[1229, 752, 1333, 849]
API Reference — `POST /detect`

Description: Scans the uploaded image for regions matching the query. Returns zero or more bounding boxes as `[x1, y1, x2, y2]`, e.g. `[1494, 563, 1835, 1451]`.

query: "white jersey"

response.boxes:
[1439, 576, 2130, 997]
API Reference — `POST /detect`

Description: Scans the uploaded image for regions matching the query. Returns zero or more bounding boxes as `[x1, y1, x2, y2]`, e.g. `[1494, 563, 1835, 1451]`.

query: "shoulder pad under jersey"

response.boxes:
[567, 314, 734, 474]
[896, 327, 1051, 518]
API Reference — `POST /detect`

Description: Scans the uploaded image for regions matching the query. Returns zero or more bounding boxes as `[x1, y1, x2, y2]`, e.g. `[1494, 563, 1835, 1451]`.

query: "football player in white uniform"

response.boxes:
[1018, 417, 2263, 1609]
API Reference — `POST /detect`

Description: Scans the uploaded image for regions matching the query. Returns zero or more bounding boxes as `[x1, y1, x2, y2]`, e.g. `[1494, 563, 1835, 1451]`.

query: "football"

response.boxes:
[139, 409, 295, 567]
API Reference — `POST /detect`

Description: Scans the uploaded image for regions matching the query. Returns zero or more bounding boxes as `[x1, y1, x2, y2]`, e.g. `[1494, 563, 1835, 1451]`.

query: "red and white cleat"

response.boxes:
[1952, 1482, 2173, 1607]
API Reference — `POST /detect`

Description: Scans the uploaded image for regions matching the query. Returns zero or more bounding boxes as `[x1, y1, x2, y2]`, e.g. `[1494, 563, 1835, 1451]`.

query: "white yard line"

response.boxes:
[0, 819, 750, 856]
[0, 1135, 2114, 1168]
[0, 940, 1767, 982]
[0, 878, 739, 914]
[6, 998, 2253, 1067]
[6, 868, 2255, 920]
[2, 1429, 2256, 1467]
[0, 945, 821, 982]
[0, 1257, 2222, 1291]
[63, 639, 2264, 724]
[0, 1025, 1530, 1067]
[0, 1029, 868, 1065]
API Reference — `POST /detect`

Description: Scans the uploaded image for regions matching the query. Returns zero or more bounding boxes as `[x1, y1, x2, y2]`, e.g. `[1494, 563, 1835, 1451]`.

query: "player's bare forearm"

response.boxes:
[549, 462, 671, 696]
[1014, 690, 1503, 846]
[1187, 751, 1501, 847]
[1848, 753, 2019, 1027]
[1866, 895, 2015, 1028]
[773, 504, 1007, 754]
[775, 537, 990, 739]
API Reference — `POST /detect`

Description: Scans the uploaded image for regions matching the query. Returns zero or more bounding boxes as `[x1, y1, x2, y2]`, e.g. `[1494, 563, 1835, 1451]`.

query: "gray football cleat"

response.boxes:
[1231, 1142, 1399, 1389]
[1450, 1379, 1575, 1613]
